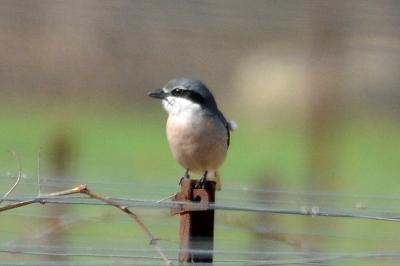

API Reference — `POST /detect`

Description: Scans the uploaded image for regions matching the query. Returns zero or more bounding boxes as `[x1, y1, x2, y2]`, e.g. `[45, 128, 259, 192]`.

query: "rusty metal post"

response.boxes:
[171, 178, 216, 265]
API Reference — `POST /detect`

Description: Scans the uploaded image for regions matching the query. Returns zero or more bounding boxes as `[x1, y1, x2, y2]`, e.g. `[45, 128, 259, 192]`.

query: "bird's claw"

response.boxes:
[179, 170, 190, 186]
[178, 176, 187, 186]
[195, 176, 206, 189]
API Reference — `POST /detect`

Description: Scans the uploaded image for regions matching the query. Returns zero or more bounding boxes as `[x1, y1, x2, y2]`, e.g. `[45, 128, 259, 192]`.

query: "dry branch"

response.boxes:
[0, 184, 172, 266]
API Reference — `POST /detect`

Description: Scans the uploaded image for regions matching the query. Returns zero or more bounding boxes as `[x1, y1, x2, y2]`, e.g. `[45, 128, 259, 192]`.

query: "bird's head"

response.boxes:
[148, 78, 218, 115]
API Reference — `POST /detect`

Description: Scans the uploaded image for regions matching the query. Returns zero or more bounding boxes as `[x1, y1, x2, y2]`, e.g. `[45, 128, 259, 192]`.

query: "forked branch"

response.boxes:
[0, 184, 172, 265]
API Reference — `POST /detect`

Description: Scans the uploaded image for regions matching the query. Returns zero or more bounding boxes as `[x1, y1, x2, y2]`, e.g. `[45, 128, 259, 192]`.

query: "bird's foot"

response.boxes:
[195, 175, 207, 189]
[178, 176, 188, 186]
[179, 169, 190, 186]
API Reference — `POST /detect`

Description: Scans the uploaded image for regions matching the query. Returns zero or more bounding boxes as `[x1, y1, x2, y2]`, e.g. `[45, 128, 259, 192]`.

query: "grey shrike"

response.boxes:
[148, 78, 235, 189]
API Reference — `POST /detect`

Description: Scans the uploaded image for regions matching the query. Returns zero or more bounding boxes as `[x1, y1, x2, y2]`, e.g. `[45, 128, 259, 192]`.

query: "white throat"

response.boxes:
[162, 96, 201, 116]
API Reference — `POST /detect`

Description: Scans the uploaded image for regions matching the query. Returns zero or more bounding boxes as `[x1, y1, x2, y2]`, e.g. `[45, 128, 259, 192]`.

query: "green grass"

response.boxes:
[1, 106, 400, 264]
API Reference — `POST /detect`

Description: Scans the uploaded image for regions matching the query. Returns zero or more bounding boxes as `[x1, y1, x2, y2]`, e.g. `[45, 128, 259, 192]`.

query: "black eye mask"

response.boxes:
[171, 88, 205, 105]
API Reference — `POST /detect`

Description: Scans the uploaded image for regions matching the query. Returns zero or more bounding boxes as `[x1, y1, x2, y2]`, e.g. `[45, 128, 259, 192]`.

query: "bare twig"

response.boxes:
[0, 184, 172, 265]
[0, 186, 81, 212]
[0, 151, 22, 204]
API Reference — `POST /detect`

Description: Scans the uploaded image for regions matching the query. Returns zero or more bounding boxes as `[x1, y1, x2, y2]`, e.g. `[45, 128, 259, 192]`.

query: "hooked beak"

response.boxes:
[148, 88, 167, 99]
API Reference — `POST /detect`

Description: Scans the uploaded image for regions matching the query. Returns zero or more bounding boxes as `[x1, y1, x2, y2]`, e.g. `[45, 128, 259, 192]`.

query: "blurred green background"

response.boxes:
[1, 1, 400, 265]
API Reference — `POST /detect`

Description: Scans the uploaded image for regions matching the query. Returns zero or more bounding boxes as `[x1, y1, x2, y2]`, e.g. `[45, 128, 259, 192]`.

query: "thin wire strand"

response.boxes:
[1, 245, 400, 265]
[2, 180, 400, 218]
[4, 175, 400, 201]
[2, 195, 399, 222]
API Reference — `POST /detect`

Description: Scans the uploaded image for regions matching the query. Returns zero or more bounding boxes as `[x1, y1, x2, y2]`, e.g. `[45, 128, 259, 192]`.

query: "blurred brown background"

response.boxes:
[1, 0, 399, 114]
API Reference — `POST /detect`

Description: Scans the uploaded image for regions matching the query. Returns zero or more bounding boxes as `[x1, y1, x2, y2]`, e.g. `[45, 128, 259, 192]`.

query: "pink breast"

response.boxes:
[166, 116, 228, 173]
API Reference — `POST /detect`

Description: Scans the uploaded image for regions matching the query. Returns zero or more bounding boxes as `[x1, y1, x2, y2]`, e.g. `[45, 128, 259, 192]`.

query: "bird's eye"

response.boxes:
[172, 87, 184, 96]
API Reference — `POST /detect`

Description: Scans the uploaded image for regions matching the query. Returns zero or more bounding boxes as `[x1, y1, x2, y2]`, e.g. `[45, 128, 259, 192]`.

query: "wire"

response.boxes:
[2, 195, 400, 222]
[1, 244, 400, 265]
[3, 176, 400, 215]
[4, 175, 400, 201]
[2, 177, 400, 265]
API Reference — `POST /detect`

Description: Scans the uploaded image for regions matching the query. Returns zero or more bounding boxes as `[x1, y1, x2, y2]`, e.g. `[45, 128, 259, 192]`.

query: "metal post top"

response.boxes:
[171, 179, 216, 215]
[171, 178, 216, 264]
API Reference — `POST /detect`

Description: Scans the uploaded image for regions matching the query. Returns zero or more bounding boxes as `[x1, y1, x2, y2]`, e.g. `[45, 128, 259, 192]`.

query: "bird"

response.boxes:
[148, 78, 235, 189]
